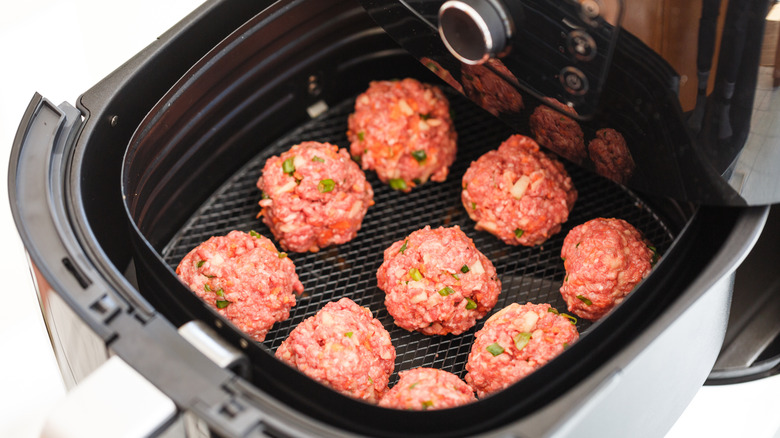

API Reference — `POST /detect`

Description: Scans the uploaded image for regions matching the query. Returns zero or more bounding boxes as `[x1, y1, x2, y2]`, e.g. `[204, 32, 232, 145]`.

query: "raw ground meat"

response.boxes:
[465, 302, 579, 397]
[176, 230, 303, 342]
[347, 78, 457, 192]
[378, 367, 476, 410]
[257, 141, 373, 253]
[560, 218, 656, 321]
[377, 225, 501, 335]
[461, 134, 577, 246]
[275, 297, 396, 403]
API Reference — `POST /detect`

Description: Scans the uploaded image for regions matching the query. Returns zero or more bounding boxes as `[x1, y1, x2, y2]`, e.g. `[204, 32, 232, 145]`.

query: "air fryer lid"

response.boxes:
[358, 0, 775, 206]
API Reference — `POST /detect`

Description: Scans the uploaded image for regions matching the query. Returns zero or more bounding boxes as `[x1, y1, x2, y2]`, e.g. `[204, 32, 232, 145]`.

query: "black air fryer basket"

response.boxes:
[121, 0, 735, 435]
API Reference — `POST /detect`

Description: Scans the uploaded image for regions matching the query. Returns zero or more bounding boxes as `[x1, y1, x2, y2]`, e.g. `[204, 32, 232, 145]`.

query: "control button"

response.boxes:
[580, 0, 601, 19]
[439, 0, 513, 65]
[567, 30, 597, 61]
[560, 67, 589, 95]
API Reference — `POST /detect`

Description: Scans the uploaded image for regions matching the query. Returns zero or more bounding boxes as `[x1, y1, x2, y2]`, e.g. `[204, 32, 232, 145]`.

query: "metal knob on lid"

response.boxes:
[438, 0, 513, 65]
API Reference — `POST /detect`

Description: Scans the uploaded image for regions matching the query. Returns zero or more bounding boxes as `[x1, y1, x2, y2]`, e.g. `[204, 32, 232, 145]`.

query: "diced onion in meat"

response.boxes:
[398, 99, 414, 116]
[516, 310, 539, 332]
[476, 220, 498, 234]
[410, 290, 428, 304]
[320, 311, 334, 325]
[275, 180, 297, 195]
[470, 260, 485, 274]
[510, 175, 531, 199]
[279, 223, 297, 233]
[348, 201, 363, 218]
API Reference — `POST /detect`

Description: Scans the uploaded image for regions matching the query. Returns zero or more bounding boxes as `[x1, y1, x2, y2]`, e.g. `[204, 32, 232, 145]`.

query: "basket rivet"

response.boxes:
[109, 115, 119, 127]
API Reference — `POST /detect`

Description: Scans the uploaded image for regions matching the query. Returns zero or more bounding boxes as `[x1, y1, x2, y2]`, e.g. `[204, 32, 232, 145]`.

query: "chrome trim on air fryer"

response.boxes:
[438, 0, 513, 65]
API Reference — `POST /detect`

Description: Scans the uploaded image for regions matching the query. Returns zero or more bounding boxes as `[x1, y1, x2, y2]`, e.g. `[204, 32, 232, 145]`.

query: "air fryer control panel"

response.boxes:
[362, 0, 623, 119]
[360, 0, 766, 205]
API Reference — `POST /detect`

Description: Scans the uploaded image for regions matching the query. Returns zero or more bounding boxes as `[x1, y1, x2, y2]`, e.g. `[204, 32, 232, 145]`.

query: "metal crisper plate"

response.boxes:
[161, 90, 676, 385]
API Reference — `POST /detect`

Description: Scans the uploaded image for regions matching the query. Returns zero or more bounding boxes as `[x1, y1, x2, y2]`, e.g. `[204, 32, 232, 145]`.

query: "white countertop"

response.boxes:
[1, 1, 779, 437]
[0, 2, 204, 437]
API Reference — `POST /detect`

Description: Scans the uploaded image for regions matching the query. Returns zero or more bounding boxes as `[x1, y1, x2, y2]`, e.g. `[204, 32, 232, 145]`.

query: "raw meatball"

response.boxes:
[275, 298, 396, 403]
[347, 78, 457, 192]
[378, 367, 476, 410]
[176, 230, 303, 342]
[465, 302, 579, 397]
[588, 128, 635, 184]
[560, 218, 656, 321]
[529, 98, 587, 164]
[461, 135, 577, 246]
[377, 225, 501, 335]
[257, 141, 373, 253]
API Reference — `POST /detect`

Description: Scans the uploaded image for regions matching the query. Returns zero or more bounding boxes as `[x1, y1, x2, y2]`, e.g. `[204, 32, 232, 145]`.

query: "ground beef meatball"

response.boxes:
[560, 218, 656, 321]
[529, 98, 587, 164]
[465, 302, 579, 397]
[176, 230, 303, 342]
[347, 78, 457, 192]
[461, 135, 577, 246]
[377, 226, 501, 335]
[257, 141, 373, 253]
[588, 128, 635, 184]
[275, 298, 396, 403]
[378, 367, 476, 410]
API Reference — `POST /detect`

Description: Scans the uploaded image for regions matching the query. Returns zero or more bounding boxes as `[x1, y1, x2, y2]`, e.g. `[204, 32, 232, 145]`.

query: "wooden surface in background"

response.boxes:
[621, 0, 730, 110]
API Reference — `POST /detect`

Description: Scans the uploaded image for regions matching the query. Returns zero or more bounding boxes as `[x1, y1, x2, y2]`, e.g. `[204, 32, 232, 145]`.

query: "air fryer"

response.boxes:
[8, 0, 779, 436]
